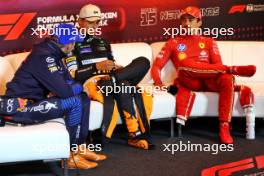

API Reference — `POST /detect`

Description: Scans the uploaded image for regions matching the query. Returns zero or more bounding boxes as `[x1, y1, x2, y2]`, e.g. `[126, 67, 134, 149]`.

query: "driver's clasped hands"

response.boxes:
[96, 60, 123, 71]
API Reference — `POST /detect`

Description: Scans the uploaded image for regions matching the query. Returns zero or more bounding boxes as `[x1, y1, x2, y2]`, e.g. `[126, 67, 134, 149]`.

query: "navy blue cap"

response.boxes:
[53, 23, 84, 45]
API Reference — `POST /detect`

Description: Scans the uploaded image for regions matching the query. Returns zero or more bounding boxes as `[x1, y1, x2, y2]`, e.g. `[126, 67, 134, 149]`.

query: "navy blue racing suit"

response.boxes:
[4, 39, 90, 147]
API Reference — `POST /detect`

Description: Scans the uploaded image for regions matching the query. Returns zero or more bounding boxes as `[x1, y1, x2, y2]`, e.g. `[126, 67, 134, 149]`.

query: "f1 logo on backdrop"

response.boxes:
[228, 5, 247, 14]
[229, 4, 264, 14]
[201, 155, 264, 176]
[0, 13, 37, 40]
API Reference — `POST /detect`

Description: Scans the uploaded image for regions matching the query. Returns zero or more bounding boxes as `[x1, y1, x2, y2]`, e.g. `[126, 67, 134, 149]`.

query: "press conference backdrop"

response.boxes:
[0, 0, 263, 55]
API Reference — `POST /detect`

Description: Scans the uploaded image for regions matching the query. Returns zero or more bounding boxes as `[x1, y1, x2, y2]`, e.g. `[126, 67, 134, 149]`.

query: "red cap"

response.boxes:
[180, 6, 202, 19]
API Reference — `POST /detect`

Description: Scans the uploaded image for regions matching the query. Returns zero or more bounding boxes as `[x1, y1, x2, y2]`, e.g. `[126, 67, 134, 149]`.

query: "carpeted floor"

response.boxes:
[1, 118, 264, 176]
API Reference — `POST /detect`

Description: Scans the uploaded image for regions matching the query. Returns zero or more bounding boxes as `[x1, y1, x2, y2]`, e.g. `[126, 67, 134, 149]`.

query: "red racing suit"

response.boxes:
[151, 35, 254, 122]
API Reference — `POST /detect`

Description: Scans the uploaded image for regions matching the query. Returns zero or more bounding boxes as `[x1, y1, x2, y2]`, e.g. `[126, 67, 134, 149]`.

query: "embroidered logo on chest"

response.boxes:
[177, 43, 187, 52]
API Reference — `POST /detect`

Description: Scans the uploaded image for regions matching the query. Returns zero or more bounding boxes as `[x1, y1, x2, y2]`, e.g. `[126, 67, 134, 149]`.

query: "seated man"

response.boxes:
[0, 24, 106, 169]
[65, 4, 154, 150]
[151, 6, 256, 144]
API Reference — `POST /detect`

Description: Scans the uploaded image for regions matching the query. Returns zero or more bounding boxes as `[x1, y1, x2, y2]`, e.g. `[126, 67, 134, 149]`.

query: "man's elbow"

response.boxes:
[151, 65, 162, 84]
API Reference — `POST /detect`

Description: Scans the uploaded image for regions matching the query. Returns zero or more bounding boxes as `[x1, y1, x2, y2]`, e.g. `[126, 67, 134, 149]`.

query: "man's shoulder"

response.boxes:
[75, 36, 110, 49]
[166, 37, 179, 45]
[198, 36, 214, 42]
[92, 36, 110, 45]
[30, 40, 59, 60]
[27, 48, 50, 64]
[27, 45, 57, 68]
[83, 35, 109, 43]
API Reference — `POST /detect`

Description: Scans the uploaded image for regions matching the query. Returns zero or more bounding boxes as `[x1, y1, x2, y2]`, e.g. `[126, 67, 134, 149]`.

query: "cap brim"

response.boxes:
[179, 13, 196, 19]
[84, 16, 101, 22]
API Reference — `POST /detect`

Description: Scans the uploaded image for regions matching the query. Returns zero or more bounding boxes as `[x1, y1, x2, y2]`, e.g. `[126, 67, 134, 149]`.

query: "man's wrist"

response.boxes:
[154, 82, 163, 86]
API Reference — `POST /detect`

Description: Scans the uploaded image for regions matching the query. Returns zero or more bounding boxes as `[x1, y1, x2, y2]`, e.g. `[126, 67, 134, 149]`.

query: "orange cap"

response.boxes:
[180, 6, 202, 19]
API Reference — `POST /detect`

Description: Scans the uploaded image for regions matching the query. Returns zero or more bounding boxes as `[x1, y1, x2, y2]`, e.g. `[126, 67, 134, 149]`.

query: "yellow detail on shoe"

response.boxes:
[62, 152, 98, 170]
[128, 139, 149, 150]
[78, 145, 107, 161]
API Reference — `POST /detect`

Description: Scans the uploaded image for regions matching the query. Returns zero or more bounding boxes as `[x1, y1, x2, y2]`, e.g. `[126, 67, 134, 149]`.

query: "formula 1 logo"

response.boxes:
[228, 4, 264, 14]
[201, 155, 264, 176]
[0, 13, 37, 40]
[228, 5, 247, 14]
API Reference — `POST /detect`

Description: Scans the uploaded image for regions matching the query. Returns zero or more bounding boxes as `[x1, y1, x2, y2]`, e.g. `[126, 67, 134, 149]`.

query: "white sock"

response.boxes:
[176, 115, 186, 126]
[244, 106, 255, 140]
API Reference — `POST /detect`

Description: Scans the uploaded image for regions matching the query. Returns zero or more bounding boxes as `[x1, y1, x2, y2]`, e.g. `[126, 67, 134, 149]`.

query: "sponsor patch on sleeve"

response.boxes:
[66, 56, 77, 63]
[46, 57, 58, 73]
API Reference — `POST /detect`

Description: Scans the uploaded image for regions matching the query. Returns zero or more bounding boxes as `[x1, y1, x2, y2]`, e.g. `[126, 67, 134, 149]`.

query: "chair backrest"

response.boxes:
[4, 52, 30, 71]
[0, 58, 15, 95]
[3, 41, 263, 87]
[228, 42, 264, 84]
[3, 43, 154, 85]
[111, 42, 153, 84]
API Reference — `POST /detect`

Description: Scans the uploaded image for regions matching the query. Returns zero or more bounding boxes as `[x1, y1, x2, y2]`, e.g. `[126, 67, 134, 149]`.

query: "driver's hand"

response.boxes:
[96, 60, 115, 71]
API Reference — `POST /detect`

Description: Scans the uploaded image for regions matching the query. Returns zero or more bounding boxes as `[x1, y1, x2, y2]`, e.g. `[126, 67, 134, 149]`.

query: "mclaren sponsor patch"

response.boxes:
[81, 57, 108, 65]
[80, 47, 92, 54]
